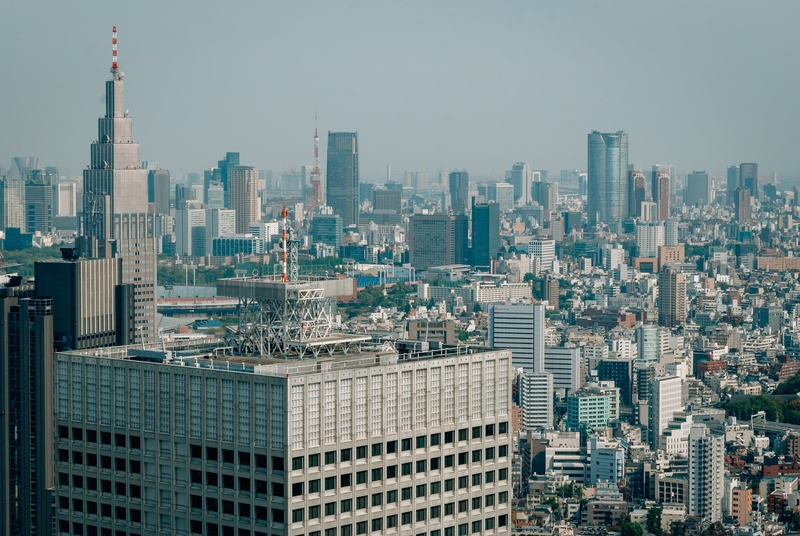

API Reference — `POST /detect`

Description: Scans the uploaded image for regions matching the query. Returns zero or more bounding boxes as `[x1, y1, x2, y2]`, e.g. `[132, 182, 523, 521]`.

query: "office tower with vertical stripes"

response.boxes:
[327, 132, 360, 227]
[78, 27, 157, 344]
[587, 131, 628, 225]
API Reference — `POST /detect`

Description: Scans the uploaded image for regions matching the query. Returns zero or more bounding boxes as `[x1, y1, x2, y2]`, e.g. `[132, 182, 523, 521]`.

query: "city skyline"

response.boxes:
[1, 2, 799, 181]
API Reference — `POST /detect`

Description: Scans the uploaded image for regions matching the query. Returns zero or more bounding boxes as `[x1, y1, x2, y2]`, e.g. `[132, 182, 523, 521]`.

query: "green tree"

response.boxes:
[647, 507, 663, 536]
[619, 516, 644, 536]
[774, 372, 800, 395]
[456, 329, 470, 342]
[473, 303, 482, 313]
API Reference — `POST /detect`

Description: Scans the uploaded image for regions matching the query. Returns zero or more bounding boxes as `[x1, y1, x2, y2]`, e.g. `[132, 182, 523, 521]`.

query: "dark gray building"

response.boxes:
[685, 171, 711, 207]
[147, 169, 171, 215]
[472, 201, 500, 268]
[409, 214, 456, 269]
[25, 170, 53, 234]
[740, 162, 758, 200]
[449, 171, 470, 215]
[754, 306, 782, 333]
[0, 280, 54, 536]
[326, 132, 359, 227]
[372, 188, 401, 213]
[35, 253, 134, 351]
[311, 214, 343, 247]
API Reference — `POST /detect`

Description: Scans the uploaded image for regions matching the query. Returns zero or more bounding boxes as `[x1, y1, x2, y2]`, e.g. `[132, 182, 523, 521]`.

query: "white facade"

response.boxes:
[520, 372, 553, 430]
[206, 208, 236, 249]
[489, 304, 544, 373]
[587, 436, 625, 486]
[53, 344, 515, 536]
[175, 208, 207, 256]
[649, 376, 684, 450]
[529, 240, 556, 272]
[635, 221, 665, 258]
[544, 348, 581, 396]
[657, 411, 693, 455]
[55, 182, 77, 217]
[688, 424, 725, 522]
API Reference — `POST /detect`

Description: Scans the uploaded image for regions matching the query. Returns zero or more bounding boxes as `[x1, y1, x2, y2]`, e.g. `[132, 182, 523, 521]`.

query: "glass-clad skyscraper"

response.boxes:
[326, 132, 359, 227]
[587, 131, 628, 226]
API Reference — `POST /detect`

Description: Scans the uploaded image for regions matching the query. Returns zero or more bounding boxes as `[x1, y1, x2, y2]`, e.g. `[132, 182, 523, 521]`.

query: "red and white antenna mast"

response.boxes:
[111, 26, 122, 80]
[112, 26, 118, 69]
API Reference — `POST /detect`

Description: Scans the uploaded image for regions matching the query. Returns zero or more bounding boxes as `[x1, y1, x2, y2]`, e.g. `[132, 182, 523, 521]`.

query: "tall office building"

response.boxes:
[471, 201, 500, 268]
[740, 163, 758, 200]
[449, 171, 470, 215]
[10, 156, 38, 179]
[51, 338, 513, 536]
[520, 372, 554, 430]
[734, 187, 751, 222]
[408, 214, 456, 269]
[507, 163, 532, 207]
[35, 254, 135, 351]
[373, 188, 402, 213]
[543, 348, 581, 396]
[651, 170, 670, 221]
[327, 132, 359, 226]
[635, 221, 665, 258]
[487, 182, 514, 212]
[658, 268, 686, 327]
[147, 169, 171, 215]
[0, 178, 25, 231]
[205, 208, 236, 248]
[229, 166, 260, 234]
[311, 214, 344, 247]
[648, 376, 683, 450]
[529, 240, 556, 273]
[587, 131, 628, 225]
[488, 303, 545, 373]
[454, 214, 470, 266]
[78, 38, 157, 344]
[25, 170, 53, 234]
[175, 208, 208, 256]
[688, 424, 725, 522]
[0, 284, 54, 536]
[726, 166, 739, 206]
[209, 152, 240, 207]
[55, 182, 78, 217]
[636, 324, 659, 364]
[629, 170, 646, 217]
[685, 171, 711, 207]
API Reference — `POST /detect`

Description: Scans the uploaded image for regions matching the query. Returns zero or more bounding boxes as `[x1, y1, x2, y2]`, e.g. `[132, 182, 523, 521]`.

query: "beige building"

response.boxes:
[229, 166, 260, 233]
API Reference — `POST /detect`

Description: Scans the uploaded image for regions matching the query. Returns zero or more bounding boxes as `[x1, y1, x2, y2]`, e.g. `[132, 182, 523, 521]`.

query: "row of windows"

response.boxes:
[57, 523, 143, 536]
[293, 469, 509, 497]
[58, 499, 140, 523]
[58, 426, 140, 449]
[273, 515, 508, 536]
[189, 496, 283, 522]
[293, 445, 509, 473]
[291, 424, 509, 470]
[58, 473, 141, 498]
[190, 445, 279, 471]
[58, 450, 141, 473]
[291, 491, 509, 521]
[190, 471, 282, 496]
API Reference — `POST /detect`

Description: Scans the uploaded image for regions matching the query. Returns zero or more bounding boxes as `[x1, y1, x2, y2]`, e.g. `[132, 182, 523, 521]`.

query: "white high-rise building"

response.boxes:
[489, 304, 545, 373]
[507, 162, 532, 206]
[648, 376, 684, 450]
[520, 371, 554, 430]
[55, 182, 77, 217]
[665, 219, 679, 246]
[543, 348, 581, 397]
[587, 436, 625, 486]
[207, 208, 236, 247]
[636, 324, 659, 364]
[175, 208, 207, 256]
[529, 240, 556, 272]
[635, 221, 665, 258]
[603, 244, 625, 272]
[688, 424, 725, 522]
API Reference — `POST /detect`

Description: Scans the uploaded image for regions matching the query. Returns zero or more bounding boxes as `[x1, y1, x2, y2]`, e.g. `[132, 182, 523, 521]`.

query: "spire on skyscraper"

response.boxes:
[111, 26, 123, 81]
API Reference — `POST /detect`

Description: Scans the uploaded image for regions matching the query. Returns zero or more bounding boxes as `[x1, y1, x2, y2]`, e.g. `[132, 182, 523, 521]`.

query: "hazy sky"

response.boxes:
[2, 1, 799, 182]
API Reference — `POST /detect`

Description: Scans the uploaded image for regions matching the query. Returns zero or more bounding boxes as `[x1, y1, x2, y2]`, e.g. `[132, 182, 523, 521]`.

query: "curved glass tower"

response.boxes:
[587, 130, 628, 226]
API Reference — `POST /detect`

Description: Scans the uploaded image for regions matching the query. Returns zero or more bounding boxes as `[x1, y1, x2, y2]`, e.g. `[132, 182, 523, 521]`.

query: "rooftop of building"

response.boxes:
[56, 337, 504, 379]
